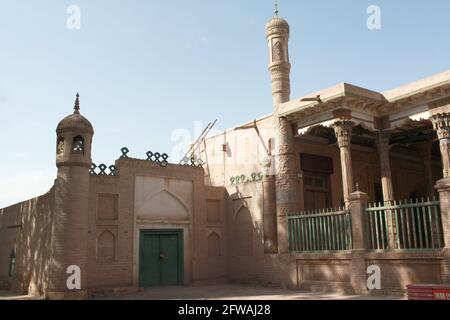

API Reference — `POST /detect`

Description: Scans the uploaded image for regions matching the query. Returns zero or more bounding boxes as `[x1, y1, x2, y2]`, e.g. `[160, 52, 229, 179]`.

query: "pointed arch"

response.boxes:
[97, 230, 116, 262]
[207, 232, 222, 258]
[273, 40, 284, 61]
[56, 136, 65, 155]
[72, 135, 85, 154]
[137, 189, 190, 220]
[233, 206, 254, 256]
[234, 203, 250, 220]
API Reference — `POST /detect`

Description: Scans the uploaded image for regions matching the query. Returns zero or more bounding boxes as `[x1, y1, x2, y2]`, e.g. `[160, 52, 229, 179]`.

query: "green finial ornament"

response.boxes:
[275, 0, 279, 16]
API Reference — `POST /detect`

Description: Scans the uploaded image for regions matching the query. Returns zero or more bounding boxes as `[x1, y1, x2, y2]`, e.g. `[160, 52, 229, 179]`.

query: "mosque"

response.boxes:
[1, 13, 450, 299]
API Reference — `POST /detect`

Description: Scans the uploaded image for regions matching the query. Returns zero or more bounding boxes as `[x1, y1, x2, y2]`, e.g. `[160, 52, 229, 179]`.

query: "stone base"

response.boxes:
[45, 290, 88, 300]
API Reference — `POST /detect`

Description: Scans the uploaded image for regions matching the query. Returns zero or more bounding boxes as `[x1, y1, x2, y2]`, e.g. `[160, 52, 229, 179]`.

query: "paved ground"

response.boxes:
[0, 285, 405, 300]
[0, 290, 43, 300]
[94, 285, 404, 300]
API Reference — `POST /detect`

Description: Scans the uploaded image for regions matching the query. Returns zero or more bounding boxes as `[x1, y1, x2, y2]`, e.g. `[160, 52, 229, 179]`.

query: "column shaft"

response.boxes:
[376, 131, 394, 202]
[376, 131, 397, 248]
[275, 116, 298, 253]
[334, 121, 354, 206]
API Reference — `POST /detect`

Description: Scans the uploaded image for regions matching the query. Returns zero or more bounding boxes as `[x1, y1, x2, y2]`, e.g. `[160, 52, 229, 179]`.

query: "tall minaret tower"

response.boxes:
[265, 9, 299, 254]
[48, 94, 93, 299]
[266, 8, 291, 104]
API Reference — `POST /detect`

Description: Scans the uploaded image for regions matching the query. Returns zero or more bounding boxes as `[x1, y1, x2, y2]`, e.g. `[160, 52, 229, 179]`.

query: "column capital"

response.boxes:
[375, 130, 391, 150]
[333, 121, 354, 148]
[431, 113, 450, 140]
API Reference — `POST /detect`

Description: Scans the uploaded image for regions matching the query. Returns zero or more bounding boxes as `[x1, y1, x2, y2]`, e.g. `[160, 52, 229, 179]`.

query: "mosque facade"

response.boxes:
[1, 15, 450, 298]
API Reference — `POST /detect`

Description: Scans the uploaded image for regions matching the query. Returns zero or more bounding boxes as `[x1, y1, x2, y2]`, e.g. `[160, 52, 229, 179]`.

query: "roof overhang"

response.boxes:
[279, 69, 450, 132]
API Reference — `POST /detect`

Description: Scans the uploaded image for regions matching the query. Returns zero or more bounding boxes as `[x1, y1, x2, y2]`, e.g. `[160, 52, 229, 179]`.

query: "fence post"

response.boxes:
[435, 177, 450, 283]
[349, 190, 369, 294]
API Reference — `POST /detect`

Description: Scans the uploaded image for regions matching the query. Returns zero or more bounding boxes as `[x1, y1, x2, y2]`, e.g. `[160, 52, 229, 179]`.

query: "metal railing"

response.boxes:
[287, 208, 352, 252]
[366, 198, 443, 250]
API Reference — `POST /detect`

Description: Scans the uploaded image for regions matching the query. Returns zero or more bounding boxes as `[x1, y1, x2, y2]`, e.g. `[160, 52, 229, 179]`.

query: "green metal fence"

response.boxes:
[287, 208, 352, 252]
[366, 198, 443, 250]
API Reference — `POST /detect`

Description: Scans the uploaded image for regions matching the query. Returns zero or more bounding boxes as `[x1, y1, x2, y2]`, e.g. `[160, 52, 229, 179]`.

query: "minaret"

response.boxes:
[48, 94, 93, 299]
[266, 10, 299, 254]
[266, 9, 291, 104]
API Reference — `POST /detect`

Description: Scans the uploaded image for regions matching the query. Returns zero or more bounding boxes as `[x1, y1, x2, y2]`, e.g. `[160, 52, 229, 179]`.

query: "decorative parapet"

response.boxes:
[120, 147, 170, 167]
[90, 147, 206, 177]
[179, 155, 204, 168]
[90, 163, 117, 176]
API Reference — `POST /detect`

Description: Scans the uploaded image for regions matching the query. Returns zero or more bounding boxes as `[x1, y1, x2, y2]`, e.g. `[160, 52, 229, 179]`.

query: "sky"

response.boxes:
[1, 0, 450, 208]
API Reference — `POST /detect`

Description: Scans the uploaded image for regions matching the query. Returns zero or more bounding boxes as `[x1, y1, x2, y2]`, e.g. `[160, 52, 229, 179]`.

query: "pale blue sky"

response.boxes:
[1, 0, 450, 207]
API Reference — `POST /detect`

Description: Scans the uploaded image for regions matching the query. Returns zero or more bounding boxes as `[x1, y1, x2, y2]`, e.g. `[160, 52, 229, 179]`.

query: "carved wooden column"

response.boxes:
[431, 113, 450, 179]
[376, 131, 397, 248]
[417, 140, 437, 197]
[333, 121, 354, 206]
[376, 131, 395, 203]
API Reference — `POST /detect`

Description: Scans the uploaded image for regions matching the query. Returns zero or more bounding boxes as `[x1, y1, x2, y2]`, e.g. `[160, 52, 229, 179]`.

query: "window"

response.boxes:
[56, 136, 64, 155]
[304, 175, 327, 190]
[9, 248, 16, 277]
[72, 135, 84, 154]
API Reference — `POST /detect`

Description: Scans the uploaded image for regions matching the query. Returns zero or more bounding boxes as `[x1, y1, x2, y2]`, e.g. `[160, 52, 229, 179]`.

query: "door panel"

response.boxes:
[314, 192, 327, 209]
[305, 190, 316, 211]
[139, 230, 183, 288]
[141, 234, 161, 287]
[160, 234, 179, 286]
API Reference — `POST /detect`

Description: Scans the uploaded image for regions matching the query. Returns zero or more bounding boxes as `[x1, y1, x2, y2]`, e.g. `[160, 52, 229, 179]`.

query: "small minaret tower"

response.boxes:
[48, 94, 93, 299]
[265, 6, 299, 254]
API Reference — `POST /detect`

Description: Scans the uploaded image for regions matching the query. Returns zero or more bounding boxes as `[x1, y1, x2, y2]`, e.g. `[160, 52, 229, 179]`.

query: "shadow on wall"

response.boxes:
[227, 187, 281, 286]
[0, 185, 55, 296]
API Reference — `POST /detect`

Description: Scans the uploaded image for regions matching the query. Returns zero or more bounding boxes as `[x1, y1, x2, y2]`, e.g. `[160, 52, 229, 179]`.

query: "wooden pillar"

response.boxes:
[333, 121, 354, 207]
[376, 131, 397, 249]
[431, 113, 450, 178]
[376, 131, 395, 203]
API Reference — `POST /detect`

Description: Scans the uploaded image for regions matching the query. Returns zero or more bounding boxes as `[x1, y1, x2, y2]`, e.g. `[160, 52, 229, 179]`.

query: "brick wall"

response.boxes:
[0, 186, 55, 295]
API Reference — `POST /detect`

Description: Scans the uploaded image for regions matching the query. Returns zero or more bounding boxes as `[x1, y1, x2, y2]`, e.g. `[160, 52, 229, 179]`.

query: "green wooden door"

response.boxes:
[139, 230, 183, 287]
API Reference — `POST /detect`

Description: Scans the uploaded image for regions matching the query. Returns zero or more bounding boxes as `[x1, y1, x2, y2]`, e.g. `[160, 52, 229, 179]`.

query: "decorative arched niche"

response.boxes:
[97, 230, 116, 262]
[233, 205, 254, 257]
[207, 232, 222, 259]
[273, 40, 284, 61]
[56, 136, 65, 155]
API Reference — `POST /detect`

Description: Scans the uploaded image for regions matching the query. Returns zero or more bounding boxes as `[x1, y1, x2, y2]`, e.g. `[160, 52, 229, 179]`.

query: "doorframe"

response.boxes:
[139, 229, 184, 287]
